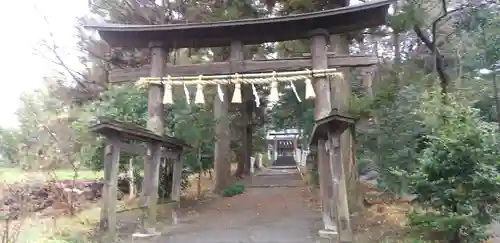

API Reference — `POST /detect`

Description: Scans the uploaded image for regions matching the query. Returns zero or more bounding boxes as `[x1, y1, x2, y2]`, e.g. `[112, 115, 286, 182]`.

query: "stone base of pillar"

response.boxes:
[322, 212, 337, 231]
[318, 229, 338, 243]
[132, 228, 161, 238]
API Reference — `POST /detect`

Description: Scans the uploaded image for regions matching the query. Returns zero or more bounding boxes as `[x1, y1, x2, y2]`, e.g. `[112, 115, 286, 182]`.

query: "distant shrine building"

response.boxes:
[266, 129, 308, 166]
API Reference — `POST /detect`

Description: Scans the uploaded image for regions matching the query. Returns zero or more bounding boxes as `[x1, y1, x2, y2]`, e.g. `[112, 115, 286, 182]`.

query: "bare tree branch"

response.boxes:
[413, 0, 491, 93]
[413, 25, 450, 93]
[34, 8, 90, 92]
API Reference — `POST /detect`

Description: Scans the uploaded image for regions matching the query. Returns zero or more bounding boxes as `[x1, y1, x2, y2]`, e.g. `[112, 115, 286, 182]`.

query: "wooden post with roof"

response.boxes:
[88, 118, 188, 242]
[310, 110, 357, 242]
[85, 0, 392, 241]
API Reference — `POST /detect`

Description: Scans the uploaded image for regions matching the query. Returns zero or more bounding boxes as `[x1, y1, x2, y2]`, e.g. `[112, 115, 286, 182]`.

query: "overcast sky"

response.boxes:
[0, 0, 87, 128]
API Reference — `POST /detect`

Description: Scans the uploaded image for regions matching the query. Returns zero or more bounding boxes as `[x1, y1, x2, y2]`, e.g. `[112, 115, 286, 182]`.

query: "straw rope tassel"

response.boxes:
[269, 71, 279, 102]
[231, 73, 242, 103]
[162, 75, 174, 104]
[195, 75, 205, 104]
[251, 83, 260, 107]
[304, 69, 316, 100]
[183, 83, 191, 105]
[217, 84, 224, 102]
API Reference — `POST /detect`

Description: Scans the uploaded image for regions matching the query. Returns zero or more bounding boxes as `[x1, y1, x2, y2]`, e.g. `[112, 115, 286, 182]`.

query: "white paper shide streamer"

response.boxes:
[194, 76, 205, 104]
[195, 84, 205, 104]
[217, 84, 224, 102]
[289, 81, 301, 103]
[183, 83, 190, 105]
[304, 78, 315, 99]
[251, 83, 260, 107]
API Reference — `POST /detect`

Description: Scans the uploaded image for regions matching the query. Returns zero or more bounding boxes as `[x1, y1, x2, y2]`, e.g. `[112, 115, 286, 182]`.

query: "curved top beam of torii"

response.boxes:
[85, 0, 393, 49]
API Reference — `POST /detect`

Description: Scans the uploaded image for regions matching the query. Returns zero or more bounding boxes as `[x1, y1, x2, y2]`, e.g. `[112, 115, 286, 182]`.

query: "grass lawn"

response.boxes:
[0, 167, 106, 242]
[0, 167, 103, 184]
[15, 204, 102, 243]
[0, 167, 103, 242]
[0, 165, 231, 242]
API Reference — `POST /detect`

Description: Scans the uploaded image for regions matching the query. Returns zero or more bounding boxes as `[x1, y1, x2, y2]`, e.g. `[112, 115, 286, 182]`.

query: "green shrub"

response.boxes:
[262, 155, 271, 167]
[408, 91, 500, 243]
[223, 183, 245, 197]
[305, 150, 319, 186]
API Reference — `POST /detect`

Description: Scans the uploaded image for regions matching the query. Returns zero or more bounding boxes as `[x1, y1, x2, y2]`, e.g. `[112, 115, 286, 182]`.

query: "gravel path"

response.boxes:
[488, 223, 500, 242]
[135, 168, 323, 243]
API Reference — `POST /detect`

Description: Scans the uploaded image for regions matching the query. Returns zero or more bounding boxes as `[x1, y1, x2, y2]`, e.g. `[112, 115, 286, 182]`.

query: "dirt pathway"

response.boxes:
[137, 168, 323, 243]
[488, 223, 500, 242]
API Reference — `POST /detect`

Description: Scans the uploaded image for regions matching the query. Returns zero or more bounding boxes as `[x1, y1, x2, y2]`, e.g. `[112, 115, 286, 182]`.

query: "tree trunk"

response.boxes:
[197, 172, 202, 198]
[393, 0, 401, 68]
[234, 145, 244, 178]
[492, 74, 500, 131]
[235, 84, 254, 177]
[230, 41, 247, 179]
[245, 125, 253, 175]
[128, 157, 136, 199]
[235, 106, 247, 178]
[243, 84, 253, 175]
[213, 83, 231, 193]
[212, 45, 235, 194]
[197, 146, 203, 198]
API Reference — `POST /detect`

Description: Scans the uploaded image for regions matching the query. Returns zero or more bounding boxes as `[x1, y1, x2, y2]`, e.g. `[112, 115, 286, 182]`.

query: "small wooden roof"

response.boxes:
[309, 110, 355, 146]
[89, 118, 189, 150]
[86, 0, 392, 48]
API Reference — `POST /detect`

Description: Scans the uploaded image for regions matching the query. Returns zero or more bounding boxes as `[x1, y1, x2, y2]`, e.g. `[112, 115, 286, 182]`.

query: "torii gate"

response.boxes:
[87, 0, 391, 241]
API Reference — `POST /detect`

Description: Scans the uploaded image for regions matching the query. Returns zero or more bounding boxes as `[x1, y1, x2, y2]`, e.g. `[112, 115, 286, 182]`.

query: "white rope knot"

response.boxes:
[136, 78, 149, 88]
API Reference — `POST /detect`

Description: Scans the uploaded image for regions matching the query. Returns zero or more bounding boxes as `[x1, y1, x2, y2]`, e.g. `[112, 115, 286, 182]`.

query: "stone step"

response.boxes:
[270, 165, 297, 170]
[246, 184, 305, 188]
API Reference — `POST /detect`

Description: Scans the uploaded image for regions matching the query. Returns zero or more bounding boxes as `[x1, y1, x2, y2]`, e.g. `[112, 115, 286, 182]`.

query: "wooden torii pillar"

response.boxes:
[143, 42, 167, 233]
[310, 29, 337, 234]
